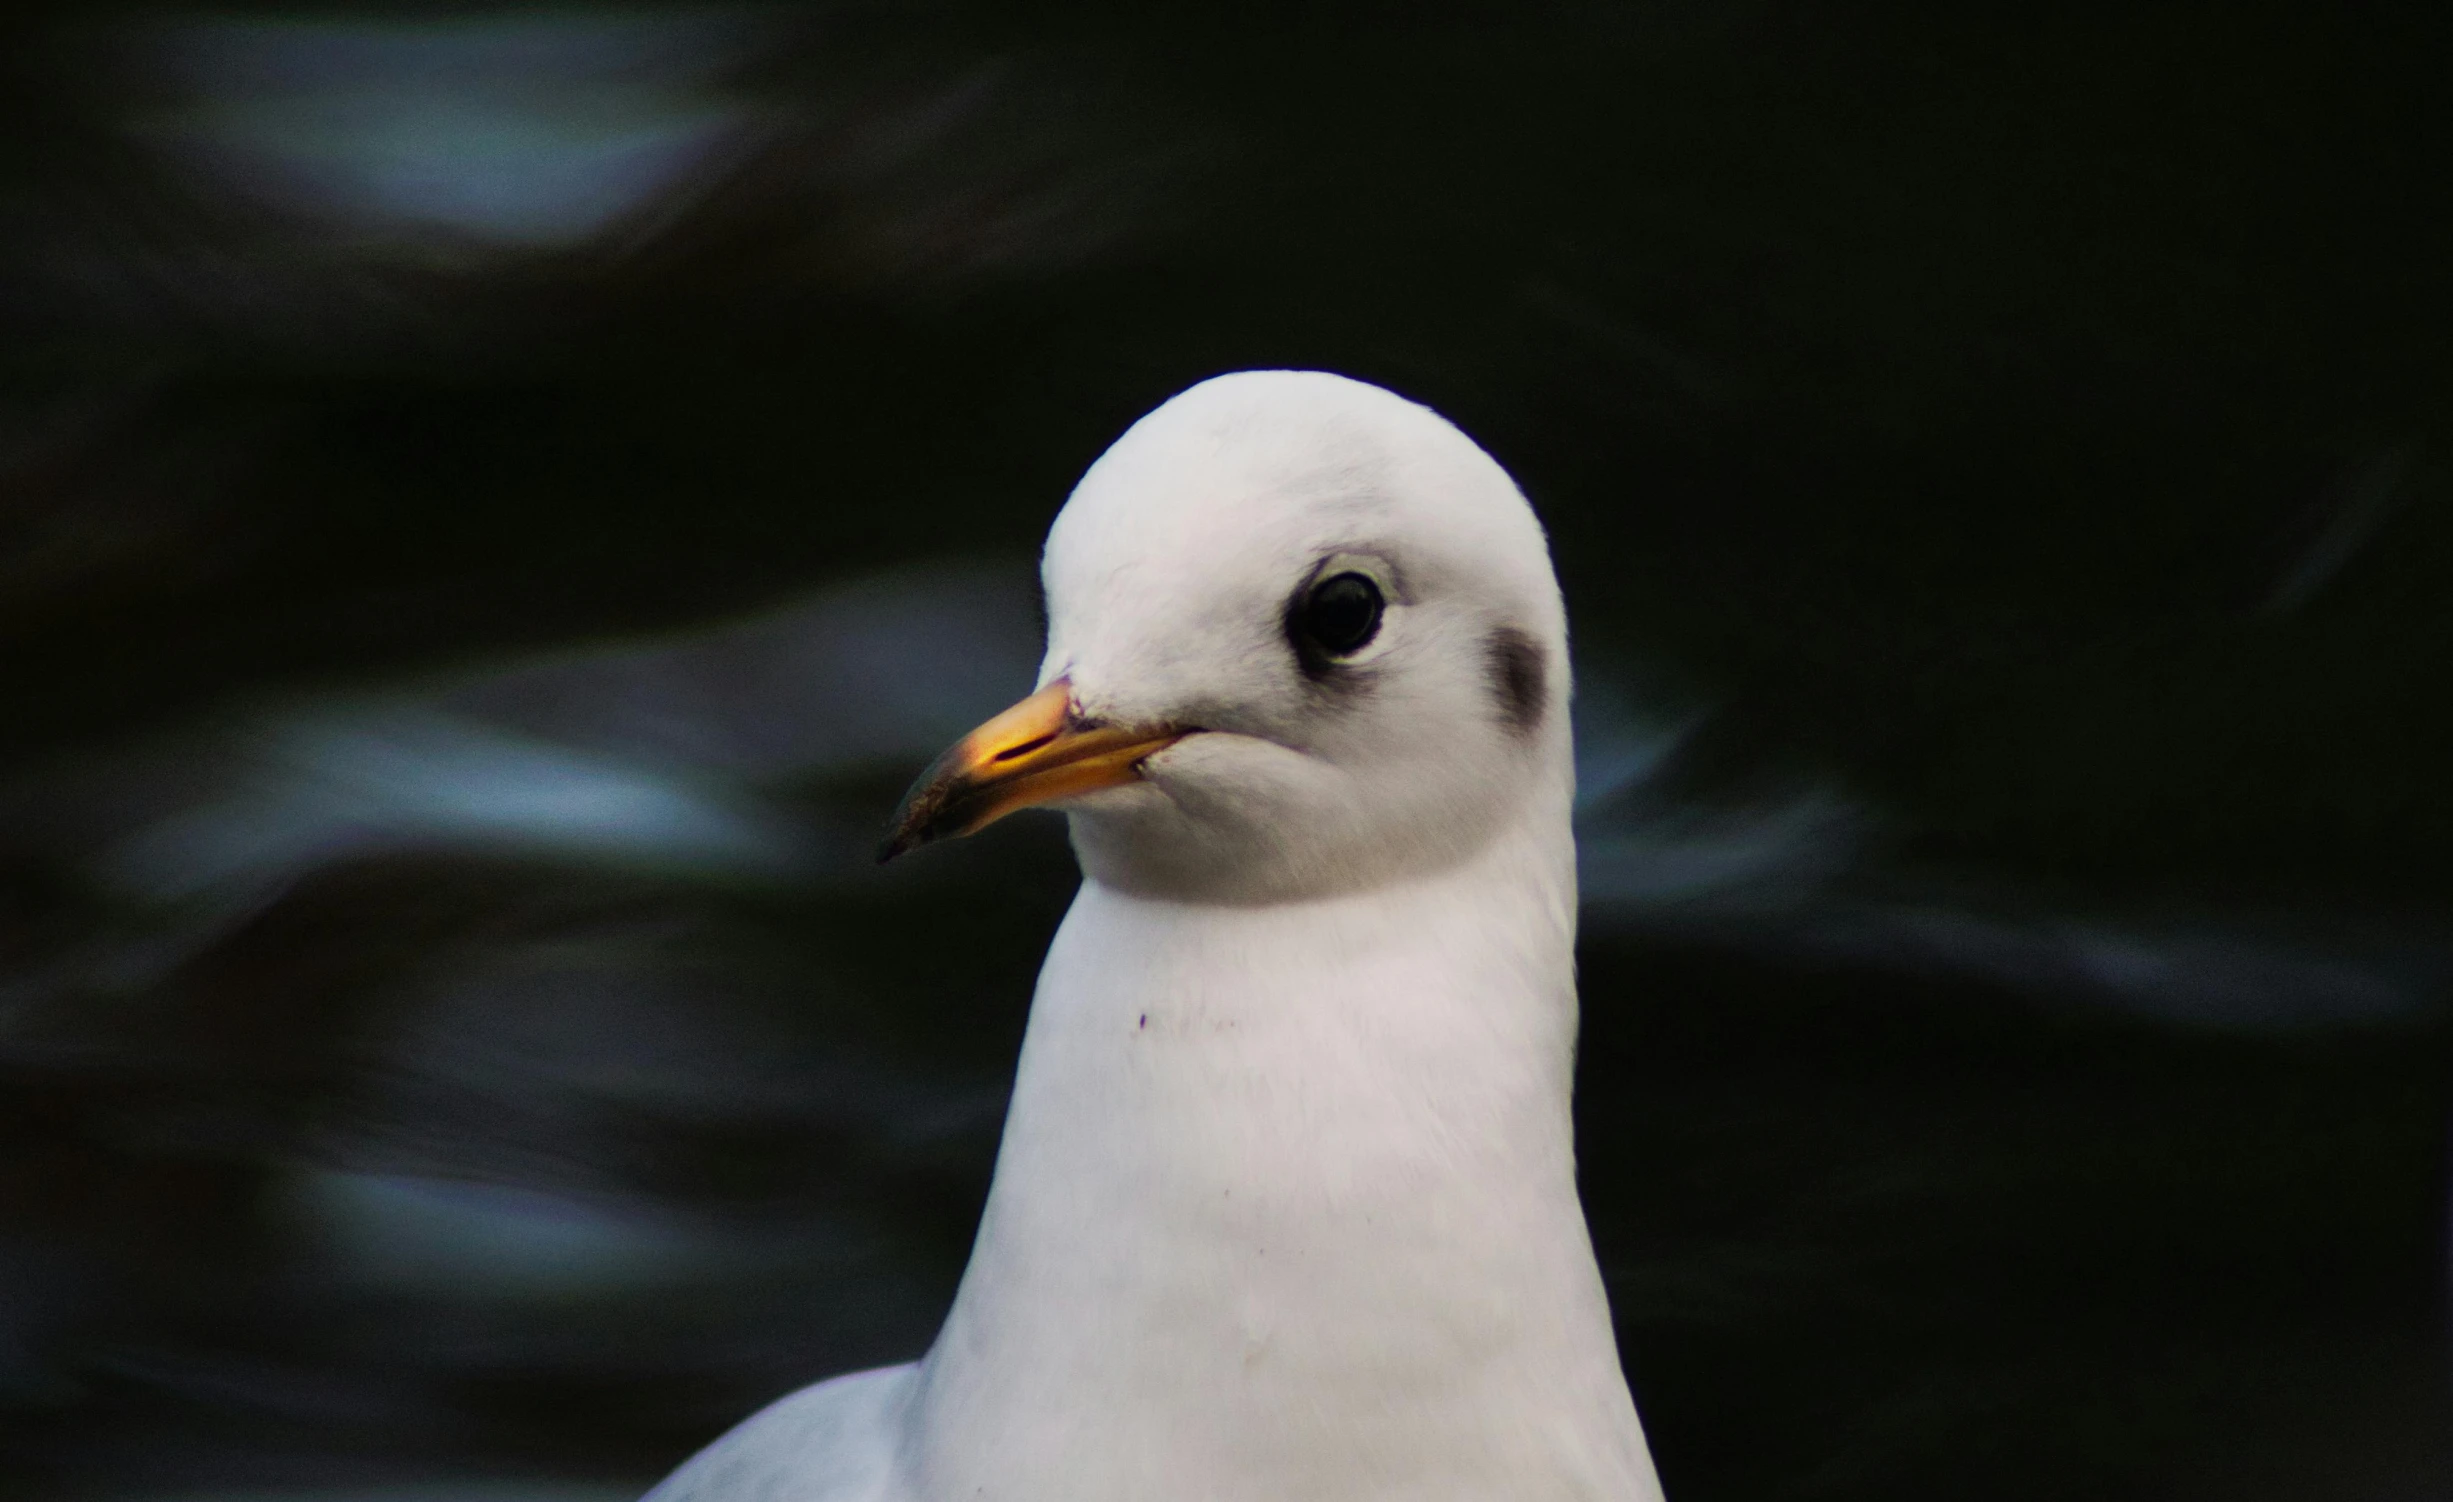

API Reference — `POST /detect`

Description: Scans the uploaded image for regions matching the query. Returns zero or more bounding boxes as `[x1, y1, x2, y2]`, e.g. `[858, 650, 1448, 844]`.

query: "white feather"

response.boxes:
[647, 370, 1663, 1501]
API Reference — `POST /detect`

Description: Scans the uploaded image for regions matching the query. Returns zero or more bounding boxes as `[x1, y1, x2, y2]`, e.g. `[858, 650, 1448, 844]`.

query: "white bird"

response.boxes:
[644, 370, 1666, 1501]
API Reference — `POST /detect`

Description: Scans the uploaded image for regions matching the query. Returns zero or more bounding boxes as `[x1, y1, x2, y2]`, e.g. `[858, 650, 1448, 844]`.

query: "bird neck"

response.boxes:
[900, 810, 1658, 1500]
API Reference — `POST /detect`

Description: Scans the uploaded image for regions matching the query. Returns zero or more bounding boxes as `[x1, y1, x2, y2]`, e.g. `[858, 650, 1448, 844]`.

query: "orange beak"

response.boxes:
[877, 678, 1187, 862]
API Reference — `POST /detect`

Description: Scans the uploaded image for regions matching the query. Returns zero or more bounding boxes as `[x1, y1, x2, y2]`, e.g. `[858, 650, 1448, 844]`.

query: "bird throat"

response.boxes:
[896, 818, 1658, 1500]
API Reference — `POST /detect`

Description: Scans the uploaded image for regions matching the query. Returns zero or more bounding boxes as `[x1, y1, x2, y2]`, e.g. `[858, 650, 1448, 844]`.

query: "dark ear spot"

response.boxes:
[1487, 627, 1546, 736]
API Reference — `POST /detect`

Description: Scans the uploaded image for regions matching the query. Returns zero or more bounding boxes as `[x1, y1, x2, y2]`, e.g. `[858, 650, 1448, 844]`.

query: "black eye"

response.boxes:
[1294, 571, 1385, 660]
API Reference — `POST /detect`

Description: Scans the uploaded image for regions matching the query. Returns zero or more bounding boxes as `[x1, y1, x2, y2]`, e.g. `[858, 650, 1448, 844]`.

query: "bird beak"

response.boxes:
[878, 677, 1187, 862]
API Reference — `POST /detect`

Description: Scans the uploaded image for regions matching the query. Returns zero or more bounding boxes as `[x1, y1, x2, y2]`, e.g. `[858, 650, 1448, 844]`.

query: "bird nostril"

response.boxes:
[992, 734, 1057, 763]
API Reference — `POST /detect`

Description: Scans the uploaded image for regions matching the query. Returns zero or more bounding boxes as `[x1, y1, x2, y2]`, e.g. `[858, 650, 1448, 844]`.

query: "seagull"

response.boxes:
[644, 370, 1666, 1501]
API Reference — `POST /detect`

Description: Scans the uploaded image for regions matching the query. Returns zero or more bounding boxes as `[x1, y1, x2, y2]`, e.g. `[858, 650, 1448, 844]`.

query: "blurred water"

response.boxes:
[139, 11, 757, 250]
[142, 1489, 630, 1502]
[103, 711, 805, 900]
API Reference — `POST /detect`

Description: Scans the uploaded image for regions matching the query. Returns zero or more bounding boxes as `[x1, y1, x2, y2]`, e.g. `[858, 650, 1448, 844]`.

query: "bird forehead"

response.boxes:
[1041, 372, 1556, 652]
[1047, 461, 1401, 633]
[1056, 473, 1387, 586]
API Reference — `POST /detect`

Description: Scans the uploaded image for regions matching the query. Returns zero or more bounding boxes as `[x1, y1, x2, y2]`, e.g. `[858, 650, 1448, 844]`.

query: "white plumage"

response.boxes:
[645, 370, 1664, 1501]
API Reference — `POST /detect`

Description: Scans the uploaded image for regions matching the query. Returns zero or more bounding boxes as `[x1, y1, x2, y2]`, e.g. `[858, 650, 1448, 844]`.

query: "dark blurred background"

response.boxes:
[0, 3, 2447, 1499]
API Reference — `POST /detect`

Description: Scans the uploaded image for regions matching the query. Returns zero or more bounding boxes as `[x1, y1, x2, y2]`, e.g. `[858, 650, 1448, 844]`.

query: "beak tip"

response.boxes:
[878, 778, 947, 865]
[875, 680, 1172, 868]
[877, 810, 931, 864]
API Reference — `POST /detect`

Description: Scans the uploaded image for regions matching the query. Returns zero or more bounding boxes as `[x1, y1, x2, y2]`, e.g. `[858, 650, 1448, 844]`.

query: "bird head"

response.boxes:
[882, 370, 1572, 904]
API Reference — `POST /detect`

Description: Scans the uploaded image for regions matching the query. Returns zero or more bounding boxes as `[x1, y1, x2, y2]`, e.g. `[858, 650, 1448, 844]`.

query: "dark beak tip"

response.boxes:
[876, 818, 928, 865]
[877, 786, 937, 865]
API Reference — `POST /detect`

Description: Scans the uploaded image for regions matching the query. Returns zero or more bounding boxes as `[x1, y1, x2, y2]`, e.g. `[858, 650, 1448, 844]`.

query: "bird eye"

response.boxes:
[1295, 571, 1385, 659]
